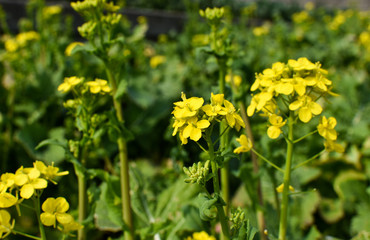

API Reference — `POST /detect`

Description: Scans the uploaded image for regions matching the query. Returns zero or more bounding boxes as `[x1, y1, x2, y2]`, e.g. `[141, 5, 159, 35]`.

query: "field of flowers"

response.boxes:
[0, 0, 369, 240]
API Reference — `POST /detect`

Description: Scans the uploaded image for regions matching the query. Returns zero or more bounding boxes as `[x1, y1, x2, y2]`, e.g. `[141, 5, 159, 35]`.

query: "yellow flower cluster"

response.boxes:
[40, 197, 82, 233]
[186, 231, 216, 240]
[172, 93, 245, 144]
[4, 31, 40, 53]
[58, 77, 111, 94]
[253, 23, 270, 37]
[0, 161, 69, 237]
[247, 58, 332, 139]
[328, 9, 354, 31]
[225, 74, 242, 88]
[199, 7, 224, 21]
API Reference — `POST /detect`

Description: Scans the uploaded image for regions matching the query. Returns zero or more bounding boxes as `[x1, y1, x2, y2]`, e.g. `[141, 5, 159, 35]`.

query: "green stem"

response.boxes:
[105, 66, 134, 240]
[33, 195, 46, 240]
[292, 149, 325, 171]
[77, 171, 86, 240]
[293, 130, 318, 144]
[251, 148, 284, 173]
[206, 136, 230, 240]
[217, 61, 230, 219]
[278, 112, 295, 240]
[12, 230, 42, 240]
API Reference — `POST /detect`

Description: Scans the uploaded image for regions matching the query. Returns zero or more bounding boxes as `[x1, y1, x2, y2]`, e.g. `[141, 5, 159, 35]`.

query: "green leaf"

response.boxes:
[114, 79, 127, 100]
[94, 179, 126, 232]
[304, 225, 322, 240]
[351, 203, 370, 234]
[319, 198, 344, 224]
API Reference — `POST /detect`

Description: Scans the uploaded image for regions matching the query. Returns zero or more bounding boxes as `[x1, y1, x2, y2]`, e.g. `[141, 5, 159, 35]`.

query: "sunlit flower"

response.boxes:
[15, 167, 48, 199]
[59, 220, 83, 233]
[34, 161, 69, 184]
[202, 93, 225, 117]
[222, 100, 245, 130]
[86, 78, 111, 94]
[58, 76, 83, 93]
[0, 210, 14, 239]
[234, 134, 253, 154]
[0, 193, 17, 208]
[40, 197, 74, 228]
[172, 92, 204, 119]
[289, 95, 322, 123]
[182, 117, 210, 142]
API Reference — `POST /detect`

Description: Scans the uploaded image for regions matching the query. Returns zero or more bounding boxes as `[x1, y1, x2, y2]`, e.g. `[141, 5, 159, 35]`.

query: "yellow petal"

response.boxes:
[196, 120, 210, 129]
[56, 213, 74, 225]
[32, 178, 48, 189]
[55, 197, 70, 213]
[0, 193, 17, 208]
[267, 126, 281, 139]
[20, 184, 35, 199]
[299, 107, 312, 123]
[309, 102, 322, 115]
[41, 212, 56, 227]
[189, 127, 202, 141]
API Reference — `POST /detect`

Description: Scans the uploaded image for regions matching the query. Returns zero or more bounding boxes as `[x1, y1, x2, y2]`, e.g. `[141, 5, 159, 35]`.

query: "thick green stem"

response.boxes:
[77, 145, 88, 240]
[217, 60, 230, 218]
[33, 195, 46, 240]
[77, 173, 86, 240]
[105, 67, 134, 240]
[278, 113, 294, 240]
[207, 137, 230, 240]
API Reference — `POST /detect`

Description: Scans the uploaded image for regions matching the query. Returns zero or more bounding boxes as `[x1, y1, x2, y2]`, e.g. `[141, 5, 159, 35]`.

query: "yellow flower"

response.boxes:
[59, 220, 83, 233]
[4, 39, 18, 52]
[15, 167, 48, 199]
[43, 5, 62, 18]
[65, 42, 84, 56]
[234, 134, 253, 154]
[187, 231, 216, 240]
[1, 173, 15, 190]
[0, 193, 17, 208]
[15, 31, 40, 47]
[267, 114, 286, 139]
[225, 74, 242, 88]
[34, 161, 69, 184]
[247, 92, 273, 117]
[172, 92, 204, 119]
[86, 78, 111, 94]
[276, 183, 295, 193]
[289, 95, 322, 123]
[222, 100, 245, 130]
[0, 210, 14, 239]
[317, 116, 338, 141]
[324, 140, 345, 153]
[182, 117, 210, 142]
[150, 55, 166, 68]
[58, 76, 83, 93]
[40, 197, 74, 228]
[288, 57, 316, 71]
[202, 93, 225, 117]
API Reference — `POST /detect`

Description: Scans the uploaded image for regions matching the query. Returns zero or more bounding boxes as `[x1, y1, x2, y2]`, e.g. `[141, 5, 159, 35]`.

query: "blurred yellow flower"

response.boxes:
[86, 78, 111, 94]
[186, 231, 216, 240]
[225, 74, 242, 88]
[58, 76, 83, 93]
[317, 116, 338, 141]
[150, 55, 166, 68]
